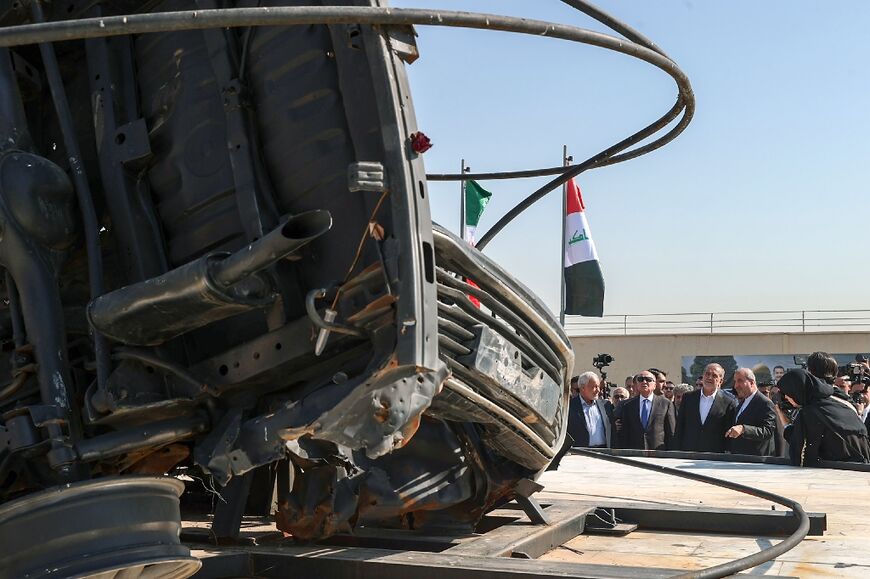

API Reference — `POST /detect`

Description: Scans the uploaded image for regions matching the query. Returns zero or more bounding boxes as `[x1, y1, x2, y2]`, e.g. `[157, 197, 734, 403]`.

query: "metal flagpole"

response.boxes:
[460, 158, 467, 242]
[559, 145, 572, 328]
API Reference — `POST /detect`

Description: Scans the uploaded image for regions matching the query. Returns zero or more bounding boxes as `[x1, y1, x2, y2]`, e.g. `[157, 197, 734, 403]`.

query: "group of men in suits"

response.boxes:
[567, 363, 777, 455]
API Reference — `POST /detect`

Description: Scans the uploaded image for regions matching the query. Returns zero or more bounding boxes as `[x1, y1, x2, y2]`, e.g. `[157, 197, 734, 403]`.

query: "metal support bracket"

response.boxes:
[582, 507, 637, 537]
[211, 470, 256, 542]
[348, 161, 387, 192]
[512, 479, 548, 526]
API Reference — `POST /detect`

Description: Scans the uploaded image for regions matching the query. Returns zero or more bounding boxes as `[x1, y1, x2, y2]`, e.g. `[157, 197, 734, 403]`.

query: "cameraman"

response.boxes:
[851, 381, 870, 423]
[807, 351, 838, 385]
[807, 351, 854, 406]
[833, 373, 852, 396]
[776, 369, 870, 466]
[865, 392, 870, 433]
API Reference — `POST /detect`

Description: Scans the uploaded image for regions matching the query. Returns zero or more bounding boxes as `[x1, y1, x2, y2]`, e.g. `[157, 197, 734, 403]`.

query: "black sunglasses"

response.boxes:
[634, 376, 654, 383]
[613, 394, 627, 399]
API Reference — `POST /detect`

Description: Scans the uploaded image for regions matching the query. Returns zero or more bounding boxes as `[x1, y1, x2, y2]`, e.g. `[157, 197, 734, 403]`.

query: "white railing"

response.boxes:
[564, 309, 870, 336]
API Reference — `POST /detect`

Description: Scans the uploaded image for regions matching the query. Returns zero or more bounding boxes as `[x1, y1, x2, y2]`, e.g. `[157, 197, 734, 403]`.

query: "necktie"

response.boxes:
[641, 398, 650, 429]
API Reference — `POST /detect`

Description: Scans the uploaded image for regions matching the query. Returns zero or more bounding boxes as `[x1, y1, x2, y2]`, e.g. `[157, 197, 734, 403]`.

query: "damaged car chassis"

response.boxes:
[0, 2, 691, 578]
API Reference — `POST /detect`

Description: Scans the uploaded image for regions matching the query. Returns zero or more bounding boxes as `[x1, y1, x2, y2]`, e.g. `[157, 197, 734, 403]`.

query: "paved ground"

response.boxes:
[538, 453, 870, 577]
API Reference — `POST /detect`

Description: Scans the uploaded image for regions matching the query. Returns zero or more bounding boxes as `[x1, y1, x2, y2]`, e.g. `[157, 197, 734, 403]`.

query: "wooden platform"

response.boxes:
[185, 454, 869, 577]
[538, 454, 870, 577]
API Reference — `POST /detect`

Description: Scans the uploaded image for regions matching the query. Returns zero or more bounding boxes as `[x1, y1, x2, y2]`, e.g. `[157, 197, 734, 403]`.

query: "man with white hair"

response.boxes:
[610, 386, 630, 408]
[725, 367, 777, 456]
[671, 383, 693, 412]
[566, 371, 613, 448]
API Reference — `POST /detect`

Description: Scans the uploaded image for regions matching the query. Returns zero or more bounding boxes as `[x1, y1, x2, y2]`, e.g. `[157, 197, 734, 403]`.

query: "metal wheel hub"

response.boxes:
[0, 476, 200, 579]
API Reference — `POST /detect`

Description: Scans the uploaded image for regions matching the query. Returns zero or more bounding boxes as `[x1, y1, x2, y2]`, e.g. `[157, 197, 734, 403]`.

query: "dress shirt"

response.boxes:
[639, 393, 655, 422]
[699, 389, 717, 425]
[862, 405, 870, 423]
[735, 390, 757, 420]
[581, 399, 606, 446]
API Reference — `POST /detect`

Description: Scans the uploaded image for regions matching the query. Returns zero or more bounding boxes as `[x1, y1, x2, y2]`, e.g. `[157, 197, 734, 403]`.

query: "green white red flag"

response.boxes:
[463, 180, 492, 307]
[564, 178, 604, 317]
[463, 180, 492, 246]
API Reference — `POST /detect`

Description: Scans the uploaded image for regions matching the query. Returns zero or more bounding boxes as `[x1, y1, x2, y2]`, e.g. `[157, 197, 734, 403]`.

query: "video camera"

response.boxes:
[845, 363, 870, 385]
[839, 355, 870, 386]
[592, 353, 614, 369]
[591, 353, 615, 399]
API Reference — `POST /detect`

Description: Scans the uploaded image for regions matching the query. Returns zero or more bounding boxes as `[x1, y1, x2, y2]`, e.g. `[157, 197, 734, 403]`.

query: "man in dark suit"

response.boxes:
[726, 367, 777, 456]
[617, 370, 675, 450]
[858, 386, 870, 433]
[567, 372, 613, 448]
[674, 363, 737, 452]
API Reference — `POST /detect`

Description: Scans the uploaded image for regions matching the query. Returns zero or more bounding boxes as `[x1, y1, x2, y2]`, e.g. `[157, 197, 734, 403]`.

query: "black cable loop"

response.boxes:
[571, 449, 811, 579]
[0, 5, 693, 247]
[476, 97, 689, 250]
[428, 0, 679, 183]
[420, 0, 696, 249]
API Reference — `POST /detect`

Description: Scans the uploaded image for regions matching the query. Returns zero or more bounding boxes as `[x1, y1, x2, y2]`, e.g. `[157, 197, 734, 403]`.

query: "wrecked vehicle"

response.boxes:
[0, 2, 578, 577]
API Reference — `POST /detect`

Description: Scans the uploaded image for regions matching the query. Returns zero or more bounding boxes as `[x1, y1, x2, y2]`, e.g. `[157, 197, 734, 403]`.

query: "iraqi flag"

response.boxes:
[463, 180, 492, 246]
[564, 178, 604, 317]
[463, 180, 492, 307]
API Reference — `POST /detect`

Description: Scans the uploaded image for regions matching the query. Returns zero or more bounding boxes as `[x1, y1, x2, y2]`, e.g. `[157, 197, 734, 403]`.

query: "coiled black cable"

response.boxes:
[0, 3, 694, 249]
[571, 448, 810, 579]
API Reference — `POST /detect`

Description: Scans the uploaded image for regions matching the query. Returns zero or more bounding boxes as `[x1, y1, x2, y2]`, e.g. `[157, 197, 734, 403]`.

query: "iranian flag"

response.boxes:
[463, 180, 492, 246]
[564, 178, 604, 317]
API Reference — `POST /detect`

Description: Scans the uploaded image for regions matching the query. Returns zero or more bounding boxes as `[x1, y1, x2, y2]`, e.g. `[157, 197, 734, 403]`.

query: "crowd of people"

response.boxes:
[565, 352, 870, 467]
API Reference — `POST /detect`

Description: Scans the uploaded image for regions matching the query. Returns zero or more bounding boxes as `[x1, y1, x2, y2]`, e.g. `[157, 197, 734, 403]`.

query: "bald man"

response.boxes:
[725, 368, 777, 456]
[617, 370, 676, 450]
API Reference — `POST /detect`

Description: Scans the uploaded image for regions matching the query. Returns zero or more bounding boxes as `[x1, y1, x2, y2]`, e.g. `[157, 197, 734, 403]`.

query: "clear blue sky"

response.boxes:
[392, 0, 870, 318]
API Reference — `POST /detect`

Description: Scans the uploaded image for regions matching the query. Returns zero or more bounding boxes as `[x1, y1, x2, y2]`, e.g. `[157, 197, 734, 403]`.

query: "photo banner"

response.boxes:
[680, 353, 868, 387]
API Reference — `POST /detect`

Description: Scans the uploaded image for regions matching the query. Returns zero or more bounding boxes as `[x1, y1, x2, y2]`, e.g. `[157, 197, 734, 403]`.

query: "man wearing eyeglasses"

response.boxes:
[616, 370, 676, 450]
[662, 380, 676, 402]
[611, 386, 630, 407]
[674, 363, 737, 453]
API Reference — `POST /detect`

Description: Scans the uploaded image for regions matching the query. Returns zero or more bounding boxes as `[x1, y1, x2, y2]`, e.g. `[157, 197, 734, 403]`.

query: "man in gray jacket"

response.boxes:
[617, 370, 675, 450]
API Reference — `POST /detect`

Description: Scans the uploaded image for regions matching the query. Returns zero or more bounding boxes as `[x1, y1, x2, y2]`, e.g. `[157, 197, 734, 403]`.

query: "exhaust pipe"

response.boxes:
[88, 210, 332, 346]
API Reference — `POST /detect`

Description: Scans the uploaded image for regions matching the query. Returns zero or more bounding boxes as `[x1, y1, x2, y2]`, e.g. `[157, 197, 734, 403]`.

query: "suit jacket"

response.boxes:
[729, 392, 777, 456]
[567, 397, 613, 447]
[675, 389, 737, 452]
[618, 394, 675, 450]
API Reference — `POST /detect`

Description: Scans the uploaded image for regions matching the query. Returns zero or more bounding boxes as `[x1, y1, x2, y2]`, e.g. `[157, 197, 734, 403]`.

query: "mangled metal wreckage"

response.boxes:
[0, 1, 573, 577]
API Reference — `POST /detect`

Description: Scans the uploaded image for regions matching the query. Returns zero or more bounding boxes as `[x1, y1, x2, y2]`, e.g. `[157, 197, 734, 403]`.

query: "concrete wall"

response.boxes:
[570, 332, 870, 385]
